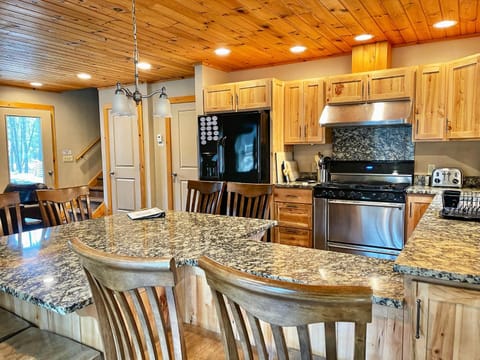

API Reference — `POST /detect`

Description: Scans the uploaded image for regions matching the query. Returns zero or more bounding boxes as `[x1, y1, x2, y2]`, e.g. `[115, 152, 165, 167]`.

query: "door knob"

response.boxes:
[110, 171, 115, 176]
[172, 173, 177, 177]
[48, 170, 53, 175]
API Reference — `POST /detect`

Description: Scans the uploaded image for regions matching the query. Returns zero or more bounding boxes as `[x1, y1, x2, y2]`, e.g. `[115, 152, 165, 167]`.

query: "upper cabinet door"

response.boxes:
[303, 79, 326, 143]
[283, 81, 303, 144]
[325, 74, 367, 104]
[203, 84, 236, 113]
[368, 67, 415, 101]
[236, 79, 271, 110]
[414, 64, 447, 141]
[446, 55, 480, 139]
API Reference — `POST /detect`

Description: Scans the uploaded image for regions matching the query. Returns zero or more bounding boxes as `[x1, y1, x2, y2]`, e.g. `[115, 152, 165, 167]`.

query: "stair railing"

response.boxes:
[76, 137, 101, 161]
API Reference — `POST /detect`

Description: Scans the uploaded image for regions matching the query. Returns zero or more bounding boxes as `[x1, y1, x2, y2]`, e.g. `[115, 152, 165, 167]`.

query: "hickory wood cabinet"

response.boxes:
[405, 279, 480, 359]
[273, 187, 312, 248]
[284, 79, 329, 144]
[414, 54, 480, 141]
[405, 194, 434, 240]
[325, 67, 415, 104]
[203, 79, 271, 113]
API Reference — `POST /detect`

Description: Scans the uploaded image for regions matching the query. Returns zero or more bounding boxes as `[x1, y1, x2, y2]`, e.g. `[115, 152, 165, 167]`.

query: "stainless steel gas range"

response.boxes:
[313, 160, 414, 260]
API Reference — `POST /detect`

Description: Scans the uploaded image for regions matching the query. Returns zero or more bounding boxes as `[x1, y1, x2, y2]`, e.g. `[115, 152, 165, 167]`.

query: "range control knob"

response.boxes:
[452, 178, 459, 184]
[434, 178, 441, 184]
[338, 190, 345, 198]
[327, 191, 334, 198]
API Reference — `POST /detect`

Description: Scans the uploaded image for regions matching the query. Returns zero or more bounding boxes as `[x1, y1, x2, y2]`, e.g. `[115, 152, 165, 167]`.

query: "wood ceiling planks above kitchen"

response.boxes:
[0, 0, 479, 92]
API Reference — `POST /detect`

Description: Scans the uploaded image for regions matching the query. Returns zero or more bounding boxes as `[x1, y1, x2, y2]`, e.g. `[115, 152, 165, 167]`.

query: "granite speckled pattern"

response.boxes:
[332, 126, 414, 161]
[394, 192, 480, 284]
[0, 211, 404, 315]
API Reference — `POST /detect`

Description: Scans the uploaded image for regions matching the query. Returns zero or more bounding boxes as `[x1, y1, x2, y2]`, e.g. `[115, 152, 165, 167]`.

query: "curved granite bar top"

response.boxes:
[0, 211, 404, 315]
[394, 190, 480, 285]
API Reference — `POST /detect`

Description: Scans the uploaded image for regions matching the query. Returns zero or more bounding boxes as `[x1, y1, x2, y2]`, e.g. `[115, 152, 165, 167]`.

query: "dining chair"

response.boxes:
[185, 180, 225, 214]
[198, 256, 373, 360]
[225, 182, 274, 220]
[0, 191, 23, 236]
[69, 238, 223, 360]
[36, 185, 92, 227]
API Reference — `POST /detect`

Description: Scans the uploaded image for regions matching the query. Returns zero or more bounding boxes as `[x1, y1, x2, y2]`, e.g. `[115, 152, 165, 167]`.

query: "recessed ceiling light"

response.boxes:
[290, 45, 307, 54]
[77, 73, 91, 80]
[354, 34, 374, 42]
[433, 20, 457, 29]
[138, 62, 152, 70]
[214, 48, 231, 56]
[30, 82, 43, 87]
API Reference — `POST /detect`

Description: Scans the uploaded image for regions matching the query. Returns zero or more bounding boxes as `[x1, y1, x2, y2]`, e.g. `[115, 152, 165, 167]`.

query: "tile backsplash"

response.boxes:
[332, 126, 414, 161]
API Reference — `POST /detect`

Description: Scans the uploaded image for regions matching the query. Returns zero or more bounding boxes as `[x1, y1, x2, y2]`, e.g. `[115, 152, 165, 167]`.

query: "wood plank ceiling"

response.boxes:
[0, 0, 479, 92]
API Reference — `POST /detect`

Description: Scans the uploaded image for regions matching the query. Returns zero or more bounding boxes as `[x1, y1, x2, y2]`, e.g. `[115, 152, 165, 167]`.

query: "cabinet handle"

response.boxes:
[235, 94, 238, 106]
[446, 117, 450, 132]
[409, 202, 412, 218]
[415, 299, 421, 339]
[416, 119, 419, 134]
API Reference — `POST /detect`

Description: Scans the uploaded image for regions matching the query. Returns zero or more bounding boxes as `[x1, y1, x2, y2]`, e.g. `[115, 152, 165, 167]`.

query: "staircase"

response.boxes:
[88, 171, 106, 218]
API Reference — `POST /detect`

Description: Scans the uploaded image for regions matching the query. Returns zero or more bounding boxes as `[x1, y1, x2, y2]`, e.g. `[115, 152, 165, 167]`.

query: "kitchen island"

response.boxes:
[0, 210, 404, 359]
[394, 190, 480, 359]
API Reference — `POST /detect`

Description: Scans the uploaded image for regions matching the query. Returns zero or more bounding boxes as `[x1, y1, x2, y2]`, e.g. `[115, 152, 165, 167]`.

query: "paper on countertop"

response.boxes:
[127, 207, 165, 220]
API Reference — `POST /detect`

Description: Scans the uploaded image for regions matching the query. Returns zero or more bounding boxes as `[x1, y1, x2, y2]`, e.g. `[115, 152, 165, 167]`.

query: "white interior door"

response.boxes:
[171, 103, 198, 210]
[108, 111, 142, 213]
[0, 108, 55, 190]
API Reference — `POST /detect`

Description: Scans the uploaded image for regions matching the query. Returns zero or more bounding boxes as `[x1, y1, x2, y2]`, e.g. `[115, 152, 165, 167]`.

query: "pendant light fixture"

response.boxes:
[112, 0, 172, 118]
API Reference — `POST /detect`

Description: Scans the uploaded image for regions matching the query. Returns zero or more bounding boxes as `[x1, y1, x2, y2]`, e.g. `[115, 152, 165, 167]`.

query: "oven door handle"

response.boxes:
[328, 199, 404, 209]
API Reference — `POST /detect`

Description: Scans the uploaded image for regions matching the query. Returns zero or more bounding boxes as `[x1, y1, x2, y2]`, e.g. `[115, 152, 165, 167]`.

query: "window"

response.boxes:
[5, 115, 44, 184]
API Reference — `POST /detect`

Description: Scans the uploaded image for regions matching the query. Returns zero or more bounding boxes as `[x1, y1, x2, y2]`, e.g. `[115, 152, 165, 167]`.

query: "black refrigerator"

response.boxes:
[198, 111, 270, 183]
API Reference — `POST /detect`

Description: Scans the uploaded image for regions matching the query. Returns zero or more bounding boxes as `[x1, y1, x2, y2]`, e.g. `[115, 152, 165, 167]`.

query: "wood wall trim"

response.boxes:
[165, 95, 195, 210]
[170, 95, 195, 104]
[102, 106, 113, 215]
[0, 101, 58, 188]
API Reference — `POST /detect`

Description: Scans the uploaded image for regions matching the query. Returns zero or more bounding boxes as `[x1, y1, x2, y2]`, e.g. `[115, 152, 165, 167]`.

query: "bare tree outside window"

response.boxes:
[6, 116, 44, 184]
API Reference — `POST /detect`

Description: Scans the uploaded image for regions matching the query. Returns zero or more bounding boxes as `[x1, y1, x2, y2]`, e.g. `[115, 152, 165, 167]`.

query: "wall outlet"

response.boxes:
[427, 164, 436, 174]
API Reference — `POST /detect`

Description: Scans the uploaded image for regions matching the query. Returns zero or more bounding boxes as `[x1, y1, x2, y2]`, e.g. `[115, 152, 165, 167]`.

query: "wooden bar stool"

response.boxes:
[36, 185, 92, 227]
[225, 182, 273, 220]
[198, 256, 373, 360]
[0, 191, 23, 235]
[185, 180, 225, 214]
[69, 238, 223, 360]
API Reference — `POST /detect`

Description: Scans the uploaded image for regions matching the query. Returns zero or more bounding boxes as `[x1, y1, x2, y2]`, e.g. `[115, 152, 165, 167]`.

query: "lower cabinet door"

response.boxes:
[274, 227, 312, 248]
[413, 281, 480, 359]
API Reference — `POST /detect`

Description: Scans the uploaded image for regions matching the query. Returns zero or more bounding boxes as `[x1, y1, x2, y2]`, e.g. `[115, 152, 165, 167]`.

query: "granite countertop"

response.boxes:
[394, 192, 480, 285]
[274, 181, 317, 189]
[0, 211, 404, 315]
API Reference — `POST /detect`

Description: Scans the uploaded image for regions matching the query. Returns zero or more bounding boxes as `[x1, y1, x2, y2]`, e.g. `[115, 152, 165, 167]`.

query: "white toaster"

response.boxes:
[431, 168, 463, 188]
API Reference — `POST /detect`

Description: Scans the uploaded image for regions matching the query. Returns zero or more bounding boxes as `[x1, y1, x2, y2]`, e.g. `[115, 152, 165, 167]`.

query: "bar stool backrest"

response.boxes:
[198, 256, 373, 360]
[225, 182, 273, 220]
[36, 185, 92, 227]
[0, 191, 23, 236]
[185, 180, 225, 214]
[69, 238, 187, 360]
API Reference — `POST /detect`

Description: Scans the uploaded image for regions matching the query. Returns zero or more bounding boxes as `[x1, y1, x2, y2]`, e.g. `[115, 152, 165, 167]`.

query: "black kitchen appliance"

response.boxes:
[198, 111, 270, 183]
[313, 160, 414, 260]
[440, 190, 480, 221]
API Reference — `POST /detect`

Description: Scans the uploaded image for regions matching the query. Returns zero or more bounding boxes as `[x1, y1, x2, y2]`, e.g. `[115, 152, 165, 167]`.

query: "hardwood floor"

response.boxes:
[184, 324, 225, 359]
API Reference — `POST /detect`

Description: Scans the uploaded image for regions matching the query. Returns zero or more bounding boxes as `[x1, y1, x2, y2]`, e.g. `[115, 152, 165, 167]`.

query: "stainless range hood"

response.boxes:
[319, 99, 412, 127]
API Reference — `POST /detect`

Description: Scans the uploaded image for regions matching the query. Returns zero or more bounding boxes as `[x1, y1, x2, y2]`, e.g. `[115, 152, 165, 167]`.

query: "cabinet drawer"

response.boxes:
[274, 202, 311, 228]
[274, 188, 312, 204]
[274, 227, 312, 248]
